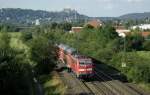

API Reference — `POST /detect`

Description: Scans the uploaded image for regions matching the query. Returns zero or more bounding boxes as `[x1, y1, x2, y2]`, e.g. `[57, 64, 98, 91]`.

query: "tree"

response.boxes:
[21, 31, 33, 43]
[29, 36, 57, 75]
[0, 32, 32, 95]
[58, 22, 72, 31]
[143, 41, 150, 51]
[101, 25, 118, 40]
[84, 24, 94, 29]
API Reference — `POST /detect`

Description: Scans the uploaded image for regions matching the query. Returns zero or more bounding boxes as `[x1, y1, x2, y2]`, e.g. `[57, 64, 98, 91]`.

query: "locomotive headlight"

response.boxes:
[79, 69, 85, 71]
[79, 68, 92, 71]
[87, 68, 92, 71]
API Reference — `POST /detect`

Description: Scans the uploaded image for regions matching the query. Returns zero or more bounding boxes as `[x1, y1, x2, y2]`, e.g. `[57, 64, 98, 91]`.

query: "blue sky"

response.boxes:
[0, 0, 150, 17]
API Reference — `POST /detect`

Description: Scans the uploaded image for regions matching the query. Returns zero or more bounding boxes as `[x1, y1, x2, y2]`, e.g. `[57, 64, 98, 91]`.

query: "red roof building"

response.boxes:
[123, 32, 150, 38]
[140, 32, 150, 38]
[86, 19, 103, 28]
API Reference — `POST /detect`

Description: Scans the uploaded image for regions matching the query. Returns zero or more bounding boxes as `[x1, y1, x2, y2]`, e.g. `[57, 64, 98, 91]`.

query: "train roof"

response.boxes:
[58, 44, 76, 54]
[58, 44, 69, 50]
[66, 47, 76, 53]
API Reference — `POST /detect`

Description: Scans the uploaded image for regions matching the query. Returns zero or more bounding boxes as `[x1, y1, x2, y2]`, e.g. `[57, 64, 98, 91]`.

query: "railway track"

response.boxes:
[95, 71, 122, 95]
[70, 70, 120, 95]
[58, 61, 96, 94]
[95, 68, 141, 95]
[92, 81, 116, 95]
[58, 61, 145, 95]
[59, 61, 115, 95]
[126, 83, 150, 95]
[70, 73, 95, 95]
[94, 77, 116, 95]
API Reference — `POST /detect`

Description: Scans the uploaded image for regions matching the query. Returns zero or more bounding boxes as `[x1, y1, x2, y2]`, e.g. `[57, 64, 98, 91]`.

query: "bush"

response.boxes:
[21, 31, 33, 43]
[143, 41, 150, 51]
[110, 52, 150, 83]
[0, 32, 32, 95]
[29, 36, 57, 75]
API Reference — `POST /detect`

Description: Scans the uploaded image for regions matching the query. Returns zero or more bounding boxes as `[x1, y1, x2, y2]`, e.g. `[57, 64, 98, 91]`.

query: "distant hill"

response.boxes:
[0, 8, 89, 25]
[119, 12, 150, 20]
[0, 8, 150, 25]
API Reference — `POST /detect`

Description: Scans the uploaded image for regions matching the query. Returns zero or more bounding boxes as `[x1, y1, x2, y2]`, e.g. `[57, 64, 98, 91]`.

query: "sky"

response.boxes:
[0, 0, 150, 17]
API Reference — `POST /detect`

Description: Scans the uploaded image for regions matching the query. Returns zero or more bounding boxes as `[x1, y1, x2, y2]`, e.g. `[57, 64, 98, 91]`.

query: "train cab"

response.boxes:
[74, 54, 94, 78]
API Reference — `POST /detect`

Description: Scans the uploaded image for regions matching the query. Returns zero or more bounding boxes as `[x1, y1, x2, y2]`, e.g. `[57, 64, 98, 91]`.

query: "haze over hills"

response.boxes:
[0, 8, 150, 25]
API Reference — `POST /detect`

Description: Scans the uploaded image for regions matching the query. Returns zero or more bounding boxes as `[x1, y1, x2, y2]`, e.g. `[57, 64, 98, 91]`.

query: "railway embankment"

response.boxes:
[56, 61, 150, 95]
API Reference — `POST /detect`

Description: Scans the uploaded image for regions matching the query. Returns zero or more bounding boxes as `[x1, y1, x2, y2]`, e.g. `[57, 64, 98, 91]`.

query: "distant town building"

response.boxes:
[86, 19, 103, 28]
[70, 27, 83, 33]
[116, 29, 130, 34]
[140, 32, 150, 38]
[35, 19, 40, 25]
[131, 24, 150, 30]
[6, 17, 10, 20]
[69, 19, 103, 33]
[115, 26, 130, 37]
[117, 31, 150, 38]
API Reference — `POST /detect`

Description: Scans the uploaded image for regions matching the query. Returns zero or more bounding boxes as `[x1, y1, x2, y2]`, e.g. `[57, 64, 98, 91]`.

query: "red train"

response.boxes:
[57, 44, 94, 78]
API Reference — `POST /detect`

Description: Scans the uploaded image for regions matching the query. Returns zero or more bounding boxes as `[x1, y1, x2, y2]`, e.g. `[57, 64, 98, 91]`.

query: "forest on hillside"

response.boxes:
[1, 8, 150, 27]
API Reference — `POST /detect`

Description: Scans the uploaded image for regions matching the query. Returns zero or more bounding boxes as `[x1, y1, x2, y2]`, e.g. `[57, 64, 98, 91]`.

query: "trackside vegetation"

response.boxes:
[0, 22, 150, 94]
[0, 32, 32, 95]
[32, 23, 150, 91]
[0, 25, 66, 95]
[20, 23, 150, 91]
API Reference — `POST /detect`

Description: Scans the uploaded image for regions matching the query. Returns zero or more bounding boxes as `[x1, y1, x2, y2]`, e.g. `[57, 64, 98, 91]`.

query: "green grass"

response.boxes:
[125, 51, 150, 91]
[138, 83, 150, 92]
[39, 73, 67, 95]
[136, 51, 150, 59]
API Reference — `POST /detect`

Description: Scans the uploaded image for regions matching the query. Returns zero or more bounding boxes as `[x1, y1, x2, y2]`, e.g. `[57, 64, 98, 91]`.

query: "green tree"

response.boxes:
[143, 41, 150, 51]
[0, 32, 32, 95]
[21, 31, 33, 43]
[29, 36, 56, 75]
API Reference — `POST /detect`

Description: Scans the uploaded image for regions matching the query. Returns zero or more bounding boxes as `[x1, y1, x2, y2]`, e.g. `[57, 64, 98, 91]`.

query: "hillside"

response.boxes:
[0, 8, 89, 25]
[0, 8, 150, 25]
[119, 12, 150, 20]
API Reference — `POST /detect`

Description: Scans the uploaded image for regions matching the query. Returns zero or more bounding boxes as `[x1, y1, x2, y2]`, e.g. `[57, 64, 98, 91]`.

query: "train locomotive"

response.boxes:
[57, 44, 94, 78]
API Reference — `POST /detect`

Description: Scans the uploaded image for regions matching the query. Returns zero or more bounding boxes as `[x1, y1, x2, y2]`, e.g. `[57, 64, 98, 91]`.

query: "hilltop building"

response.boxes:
[63, 8, 76, 13]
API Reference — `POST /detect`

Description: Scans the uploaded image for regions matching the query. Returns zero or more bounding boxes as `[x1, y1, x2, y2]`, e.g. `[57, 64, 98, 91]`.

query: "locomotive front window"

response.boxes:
[79, 59, 93, 65]
[79, 61, 92, 65]
[80, 62, 85, 65]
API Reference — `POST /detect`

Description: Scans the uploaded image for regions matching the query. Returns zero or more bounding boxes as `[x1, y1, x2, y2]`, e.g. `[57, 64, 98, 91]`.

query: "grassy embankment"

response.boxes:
[8, 32, 67, 95]
[136, 51, 150, 91]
